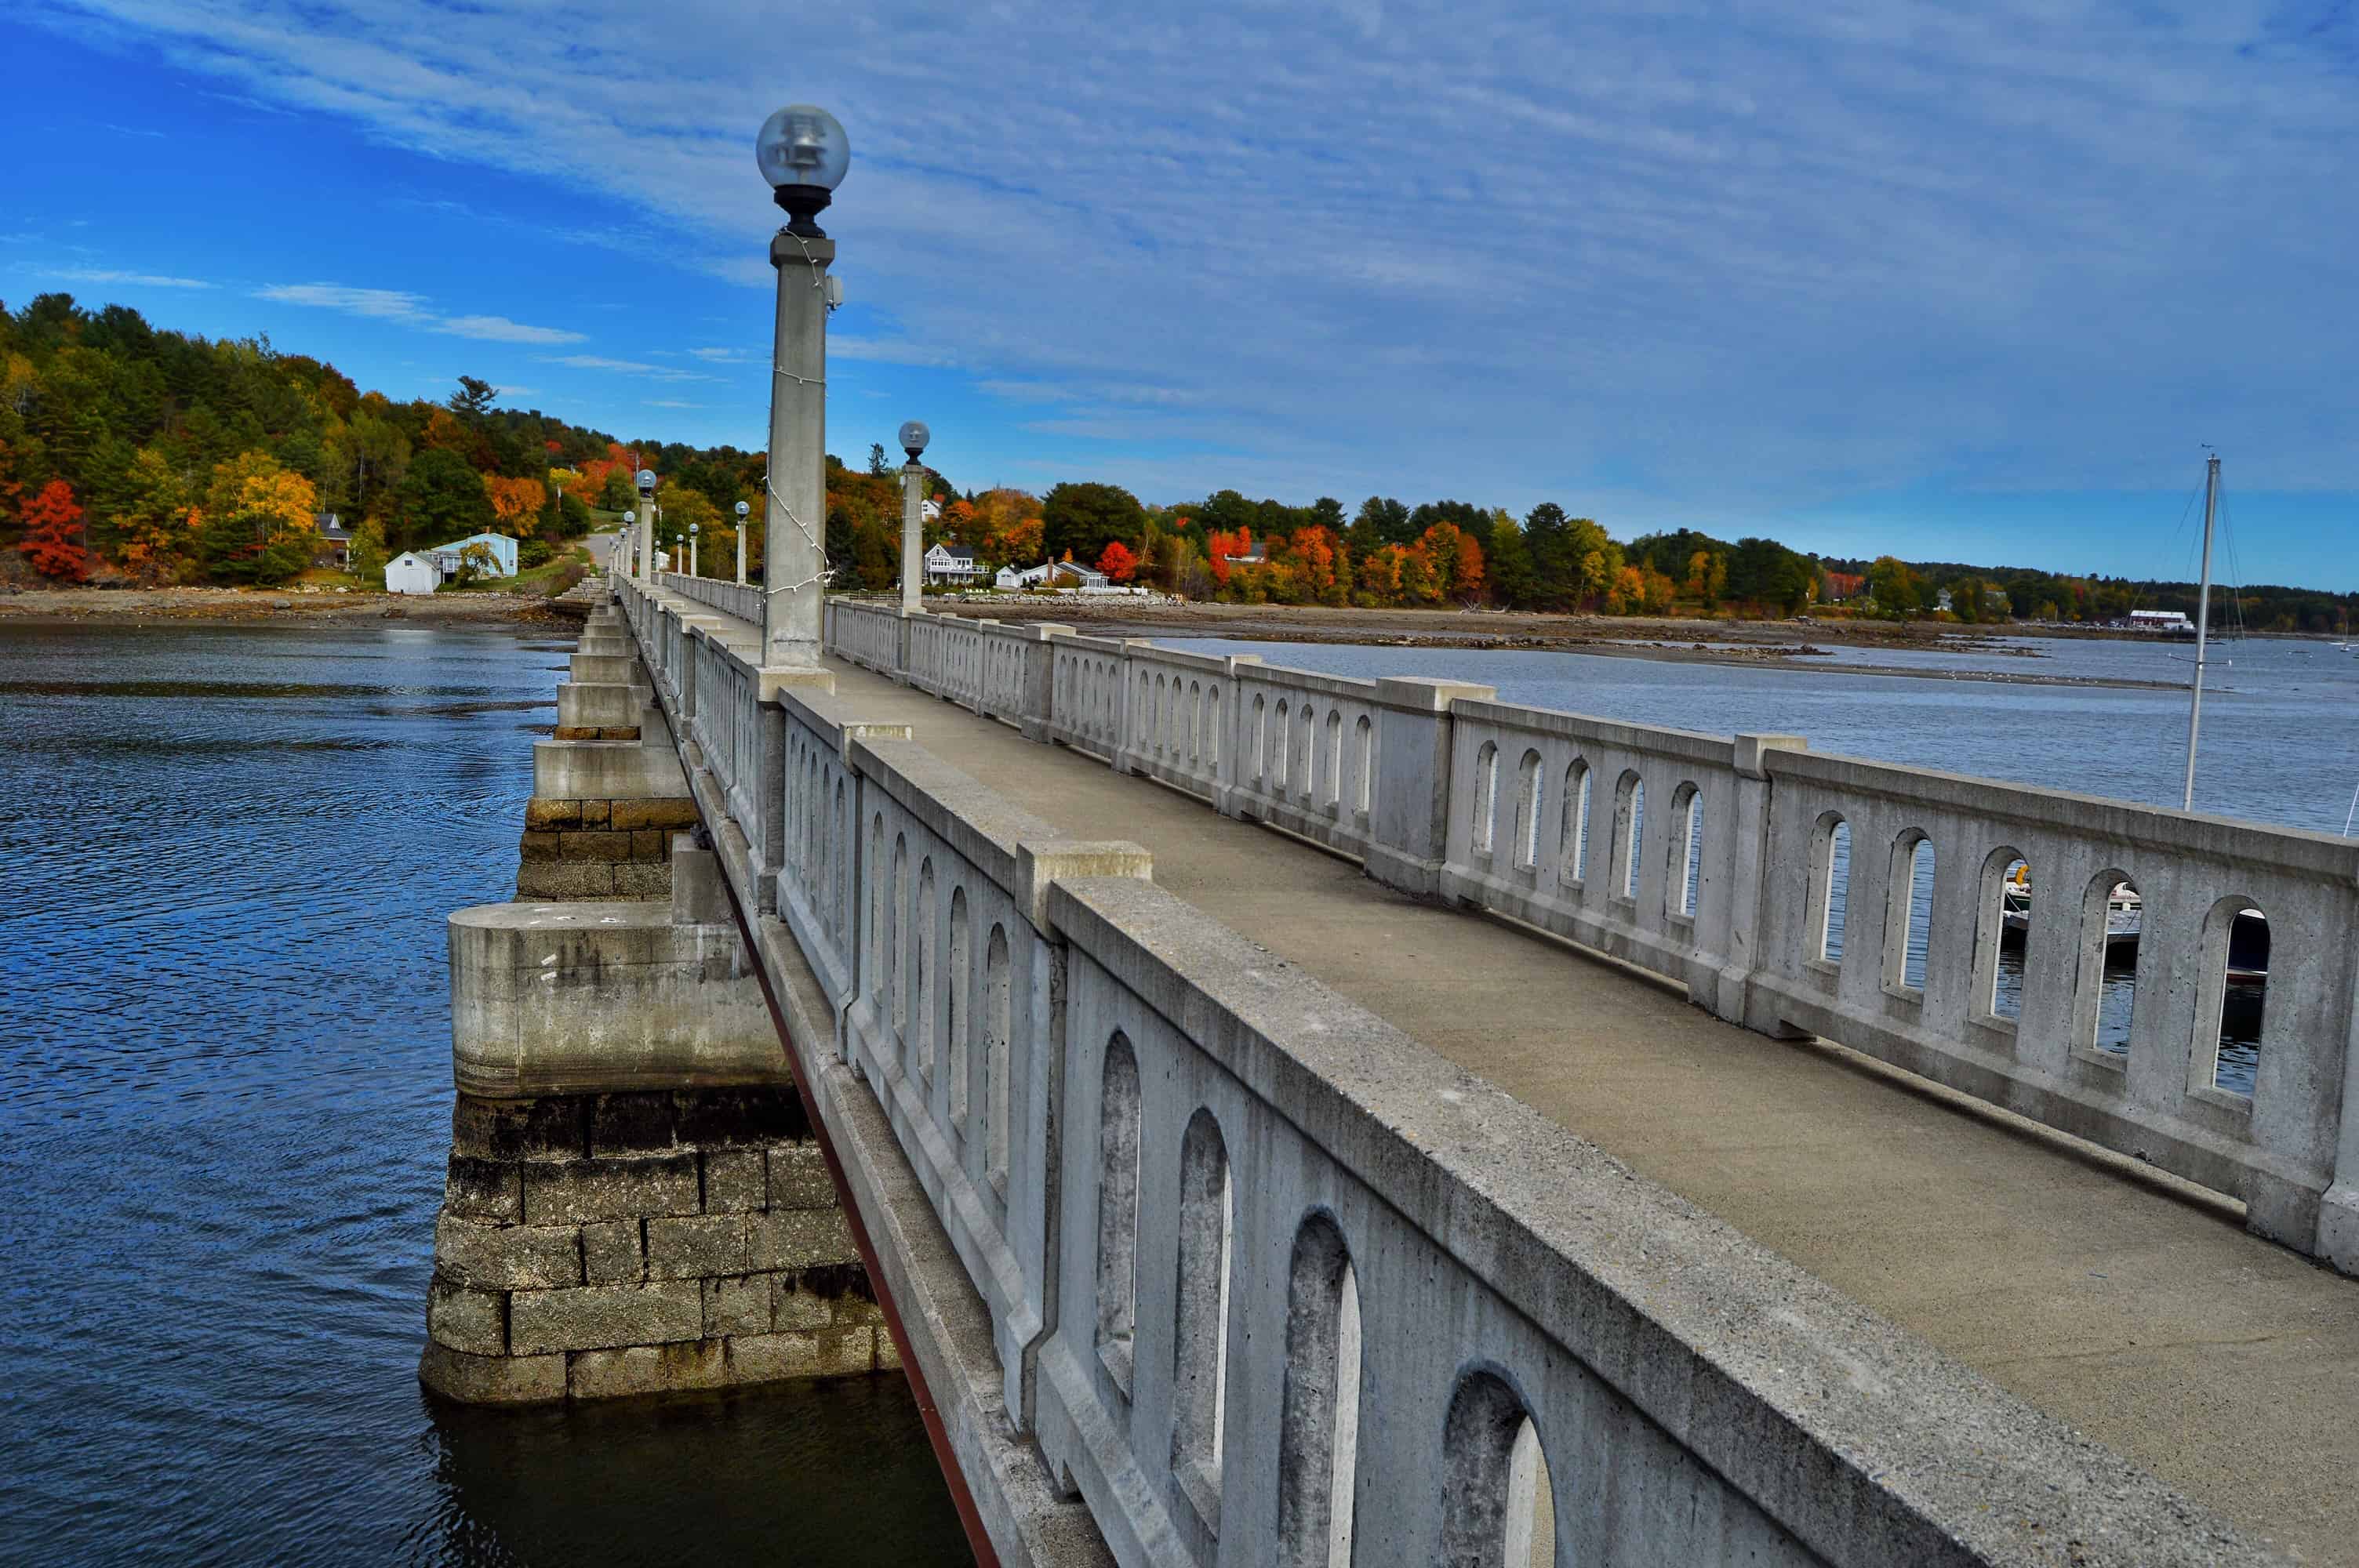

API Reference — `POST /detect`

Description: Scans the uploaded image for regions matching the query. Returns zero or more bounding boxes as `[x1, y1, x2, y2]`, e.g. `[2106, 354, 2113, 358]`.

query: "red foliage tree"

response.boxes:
[1097, 539, 1139, 583]
[19, 479, 89, 581]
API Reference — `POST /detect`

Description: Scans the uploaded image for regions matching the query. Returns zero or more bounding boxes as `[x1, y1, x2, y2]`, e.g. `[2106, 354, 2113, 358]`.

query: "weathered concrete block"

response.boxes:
[675, 1087, 807, 1148]
[579, 800, 610, 827]
[610, 799, 700, 833]
[557, 829, 634, 863]
[444, 1155, 522, 1223]
[434, 1214, 583, 1290]
[765, 1142, 836, 1210]
[581, 1219, 643, 1284]
[772, 1278, 833, 1332]
[703, 1149, 766, 1214]
[522, 1155, 700, 1225]
[703, 1273, 773, 1338]
[610, 862, 672, 898]
[726, 1327, 874, 1383]
[451, 1096, 587, 1163]
[567, 1340, 729, 1399]
[872, 1327, 900, 1372]
[419, 1342, 565, 1406]
[523, 799, 581, 829]
[427, 1273, 507, 1356]
[510, 1280, 702, 1354]
[589, 1091, 675, 1157]
[748, 1209, 856, 1272]
[516, 862, 616, 900]
[645, 1214, 747, 1279]
[629, 829, 670, 862]
[519, 830, 560, 862]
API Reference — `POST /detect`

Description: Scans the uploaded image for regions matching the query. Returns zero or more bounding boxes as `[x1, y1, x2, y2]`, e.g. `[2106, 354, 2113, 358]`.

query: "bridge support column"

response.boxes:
[1725, 732, 1810, 1034]
[420, 842, 891, 1406]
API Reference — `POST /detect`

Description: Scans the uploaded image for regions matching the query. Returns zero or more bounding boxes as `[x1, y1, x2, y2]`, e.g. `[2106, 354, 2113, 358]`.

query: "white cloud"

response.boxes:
[49, 267, 216, 289]
[433, 314, 585, 345]
[686, 347, 749, 362]
[830, 337, 955, 368]
[645, 398, 703, 408]
[538, 353, 719, 383]
[257, 281, 580, 343]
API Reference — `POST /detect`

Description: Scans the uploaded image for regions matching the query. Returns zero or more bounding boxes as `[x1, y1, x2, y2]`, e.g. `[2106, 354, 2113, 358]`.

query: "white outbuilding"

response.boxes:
[385, 551, 439, 595]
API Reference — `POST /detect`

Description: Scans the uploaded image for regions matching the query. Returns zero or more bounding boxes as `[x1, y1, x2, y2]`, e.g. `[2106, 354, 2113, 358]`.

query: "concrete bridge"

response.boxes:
[429, 561, 2359, 1566]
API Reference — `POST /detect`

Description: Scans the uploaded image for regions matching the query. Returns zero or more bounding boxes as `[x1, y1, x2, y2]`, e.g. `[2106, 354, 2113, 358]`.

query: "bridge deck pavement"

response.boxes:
[666, 596, 2359, 1561]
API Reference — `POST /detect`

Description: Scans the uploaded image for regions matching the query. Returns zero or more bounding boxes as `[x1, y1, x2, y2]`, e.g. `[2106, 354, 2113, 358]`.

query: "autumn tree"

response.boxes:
[114, 448, 192, 583]
[195, 451, 319, 584]
[1096, 539, 1138, 583]
[484, 474, 547, 532]
[1041, 481, 1144, 564]
[18, 479, 89, 580]
[393, 448, 496, 553]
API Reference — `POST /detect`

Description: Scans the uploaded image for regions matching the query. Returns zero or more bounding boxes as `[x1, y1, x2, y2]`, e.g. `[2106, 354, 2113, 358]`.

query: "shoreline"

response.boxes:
[0, 585, 582, 629]
[914, 598, 2194, 691]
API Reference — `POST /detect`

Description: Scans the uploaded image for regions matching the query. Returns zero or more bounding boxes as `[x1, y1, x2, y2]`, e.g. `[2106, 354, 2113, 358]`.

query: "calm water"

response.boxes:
[0, 622, 967, 1566]
[1169, 630, 2345, 1095]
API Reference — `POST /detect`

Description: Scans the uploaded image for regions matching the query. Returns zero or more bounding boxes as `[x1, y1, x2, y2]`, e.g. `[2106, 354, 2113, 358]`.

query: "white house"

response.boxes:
[994, 560, 1109, 591]
[384, 551, 438, 595]
[924, 543, 981, 586]
[427, 532, 521, 581]
[2128, 609, 2193, 631]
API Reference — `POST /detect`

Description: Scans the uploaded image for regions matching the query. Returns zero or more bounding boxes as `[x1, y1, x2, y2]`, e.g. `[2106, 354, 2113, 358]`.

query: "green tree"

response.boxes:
[394, 447, 496, 553]
[1041, 481, 1146, 564]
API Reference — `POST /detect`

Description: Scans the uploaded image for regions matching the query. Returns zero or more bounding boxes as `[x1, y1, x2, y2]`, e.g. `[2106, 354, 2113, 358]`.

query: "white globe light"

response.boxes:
[898, 419, 929, 459]
[756, 104, 850, 192]
[635, 469, 657, 492]
[735, 501, 750, 517]
[623, 510, 636, 524]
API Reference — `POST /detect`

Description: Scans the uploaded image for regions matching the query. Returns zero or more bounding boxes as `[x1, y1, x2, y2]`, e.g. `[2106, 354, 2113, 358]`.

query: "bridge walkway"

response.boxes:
[674, 590, 2358, 1562]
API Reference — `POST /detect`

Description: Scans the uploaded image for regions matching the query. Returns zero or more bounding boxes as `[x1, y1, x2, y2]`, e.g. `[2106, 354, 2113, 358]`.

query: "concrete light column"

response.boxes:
[900, 460, 925, 613]
[637, 481, 656, 582]
[762, 230, 834, 667]
[690, 527, 700, 579]
[734, 501, 750, 586]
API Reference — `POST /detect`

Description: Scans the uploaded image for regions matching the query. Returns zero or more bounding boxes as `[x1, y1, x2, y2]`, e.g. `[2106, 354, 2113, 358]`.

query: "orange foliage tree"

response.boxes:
[1096, 539, 1138, 583]
[484, 475, 547, 529]
[18, 479, 89, 580]
[1205, 526, 1252, 588]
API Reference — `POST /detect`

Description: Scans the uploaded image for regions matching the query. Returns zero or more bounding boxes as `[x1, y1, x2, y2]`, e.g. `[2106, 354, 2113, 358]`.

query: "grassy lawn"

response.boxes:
[436, 543, 596, 594]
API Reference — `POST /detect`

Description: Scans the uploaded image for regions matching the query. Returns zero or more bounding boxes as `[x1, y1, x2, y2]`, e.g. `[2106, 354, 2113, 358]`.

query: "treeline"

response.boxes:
[1823, 556, 2359, 633]
[0, 292, 741, 586]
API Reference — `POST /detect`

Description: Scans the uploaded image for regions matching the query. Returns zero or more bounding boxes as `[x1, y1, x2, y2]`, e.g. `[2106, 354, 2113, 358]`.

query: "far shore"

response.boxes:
[913, 596, 2201, 691]
[0, 583, 582, 629]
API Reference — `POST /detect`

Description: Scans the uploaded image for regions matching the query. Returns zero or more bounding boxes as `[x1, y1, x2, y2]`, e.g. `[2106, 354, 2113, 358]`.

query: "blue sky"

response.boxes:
[7, 2, 2355, 587]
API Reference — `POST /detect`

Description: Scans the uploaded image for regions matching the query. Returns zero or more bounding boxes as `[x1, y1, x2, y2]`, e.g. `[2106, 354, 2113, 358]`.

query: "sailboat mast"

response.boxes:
[2182, 452, 2219, 811]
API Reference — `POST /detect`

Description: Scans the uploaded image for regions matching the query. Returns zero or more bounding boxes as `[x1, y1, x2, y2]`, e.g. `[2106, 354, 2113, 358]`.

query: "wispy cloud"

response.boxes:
[831, 337, 954, 368]
[538, 353, 718, 383]
[256, 281, 582, 342]
[686, 347, 749, 363]
[49, 267, 215, 289]
[645, 398, 703, 408]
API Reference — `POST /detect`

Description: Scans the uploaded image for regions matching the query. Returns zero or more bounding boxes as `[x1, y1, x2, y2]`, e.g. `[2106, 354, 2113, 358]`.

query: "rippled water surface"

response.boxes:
[0, 622, 967, 1566]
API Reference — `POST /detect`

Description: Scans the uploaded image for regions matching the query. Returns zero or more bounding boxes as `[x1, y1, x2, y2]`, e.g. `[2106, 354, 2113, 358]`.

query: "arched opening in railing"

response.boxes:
[1095, 1033, 1143, 1394]
[947, 886, 971, 1135]
[1474, 741, 1500, 855]
[1354, 716, 1372, 814]
[915, 858, 937, 1082]
[1206, 685, 1222, 769]
[984, 924, 1011, 1194]
[832, 779, 848, 939]
[1189, 681, 1203, 764]
[1812, 813, 1851, 964]
[1296, 703, 1316, 800]
[2076, 869, 2140, 1061]
[889, 834, 909, 1044]
[2197, 895, 2268, 1096]
[1612, 771, 1645, 902]
[1512, 750, 1543, 872]
[1325, 711, 1344, 808]
[1172, 1108, 1234, 1519]
[867, 814, 886, 1005]
[1976, 849, 2030, 1025]
[1883, 830, 1936, 995]
[1252, 695, 1268, 782]
[1273, 699, 1292, 792]
[1277, 1212, 1360, 1568]
[1560, 760, 1591, 884]
[1671, 782, 1703, 917]
[1438, 1369, 1555, 1567]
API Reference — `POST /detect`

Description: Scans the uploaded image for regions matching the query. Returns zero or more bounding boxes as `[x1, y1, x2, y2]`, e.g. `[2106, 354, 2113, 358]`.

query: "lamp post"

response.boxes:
[755, 103, 849, 667]
[734, 500, 750, 586]
[621, 510, 635, 578]
[689, 521, 700, 579]
[635, 469, 658, 579]
[898, 419, 929, 614]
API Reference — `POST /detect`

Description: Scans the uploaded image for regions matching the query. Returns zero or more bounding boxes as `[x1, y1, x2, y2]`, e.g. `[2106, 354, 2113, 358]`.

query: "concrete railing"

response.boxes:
[607, 573, 2277, 1567]
[822, 604, 2359, 1275]
[663, 571, 763, 625]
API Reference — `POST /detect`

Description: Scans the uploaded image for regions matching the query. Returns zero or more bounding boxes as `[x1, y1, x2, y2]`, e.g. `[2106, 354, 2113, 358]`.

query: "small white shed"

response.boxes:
[385, 551, 438, 595]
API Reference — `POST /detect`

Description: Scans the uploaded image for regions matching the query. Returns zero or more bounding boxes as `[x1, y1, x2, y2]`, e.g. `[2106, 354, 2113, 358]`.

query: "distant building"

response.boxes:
[924, 543, 981, 586]
[995, 560, 1109, 591]
[1821, 570, 1866, 603]
[921, 498, 943, 524]
[2128, 609, 2193, 631]
[1218, 540, 1268, 568]
[314, 513, 356, 569]
[1936, 587, 1954, 613]
[426, 532, 520, 581]
[384, 551, 438, 595]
